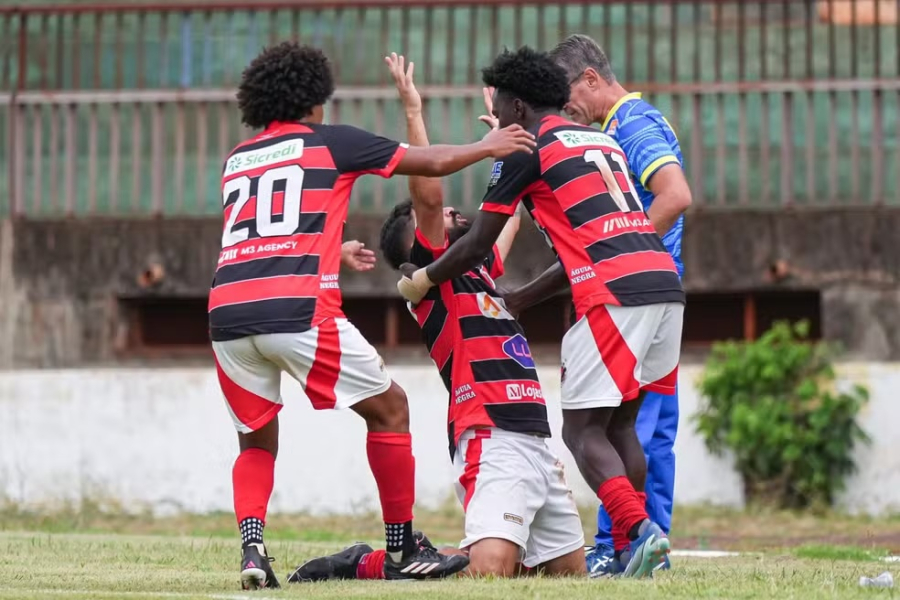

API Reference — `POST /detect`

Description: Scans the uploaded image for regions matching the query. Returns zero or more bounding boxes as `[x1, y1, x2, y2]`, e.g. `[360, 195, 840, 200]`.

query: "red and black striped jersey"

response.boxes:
[408, 230, 551, 459]
[209, 121, 408, 341]
[480, 115, 684, 320]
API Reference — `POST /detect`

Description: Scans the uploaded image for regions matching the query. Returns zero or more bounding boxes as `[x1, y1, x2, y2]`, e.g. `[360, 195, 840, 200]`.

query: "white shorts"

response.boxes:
[560, 303, 683, 410]
[453, 428, 584, 568]
[211, 318, 391, 433]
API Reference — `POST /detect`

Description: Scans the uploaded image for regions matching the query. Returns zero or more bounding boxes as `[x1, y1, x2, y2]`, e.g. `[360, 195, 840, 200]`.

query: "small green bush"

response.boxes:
[696, 321, 869, 509]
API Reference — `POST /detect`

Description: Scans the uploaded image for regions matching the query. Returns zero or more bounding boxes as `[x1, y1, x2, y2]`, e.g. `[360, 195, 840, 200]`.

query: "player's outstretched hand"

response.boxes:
[397, 263, 432, 304]
[341, 240, 377, 272]
[478, 86, 499, 130]
[385, 52, 422, 114]
[482, 124, 536, 158]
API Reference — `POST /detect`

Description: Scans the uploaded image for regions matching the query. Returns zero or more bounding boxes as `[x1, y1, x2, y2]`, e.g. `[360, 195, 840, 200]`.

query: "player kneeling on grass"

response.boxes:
[287, 54, 586, 582]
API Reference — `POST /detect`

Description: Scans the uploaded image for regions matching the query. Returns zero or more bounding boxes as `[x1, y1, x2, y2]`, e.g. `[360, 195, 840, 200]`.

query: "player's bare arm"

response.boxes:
[502, 260, 569, 316]
[386, 53, 445, 246]
[479, 87, 521, 264]
[393, 125, 536, 178]
[493, 208, 521, 263]
[645, 163, 692, 237]
[396, 210, 510, 302]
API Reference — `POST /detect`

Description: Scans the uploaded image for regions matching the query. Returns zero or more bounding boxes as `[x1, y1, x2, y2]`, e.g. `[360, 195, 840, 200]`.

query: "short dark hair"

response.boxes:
[237, 42, 335, 129]
[481, 46, 570, 112]
[549, 34, 616, 84]
[379, 199, 414, 271]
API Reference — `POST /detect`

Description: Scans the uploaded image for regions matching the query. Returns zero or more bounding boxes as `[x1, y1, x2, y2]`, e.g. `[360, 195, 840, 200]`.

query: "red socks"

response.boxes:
[367, 432, 417, 557]
[356, 549, 387, 580]
[233, 448, 275, 524]
[598, 476, 648, 552]
[366, 432, 416, 524]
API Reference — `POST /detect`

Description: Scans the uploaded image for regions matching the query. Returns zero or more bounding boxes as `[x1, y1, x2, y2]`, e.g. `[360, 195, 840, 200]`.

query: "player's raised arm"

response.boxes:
[385, 53, 445, 246]
[397, 145, 539, 303]
[477, 86, 521, 264]
[393, 126, 536, 178]
[397, 210, 511, 303]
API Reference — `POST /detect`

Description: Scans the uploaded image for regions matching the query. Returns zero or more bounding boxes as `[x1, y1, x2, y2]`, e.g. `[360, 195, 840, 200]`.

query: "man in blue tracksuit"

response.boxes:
[550, 34, 692, 576]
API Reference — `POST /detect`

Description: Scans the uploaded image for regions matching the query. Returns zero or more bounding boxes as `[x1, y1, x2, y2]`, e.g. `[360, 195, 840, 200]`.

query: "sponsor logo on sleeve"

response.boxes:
[488, 161, 504, 187]
[502, 334, 535, 369]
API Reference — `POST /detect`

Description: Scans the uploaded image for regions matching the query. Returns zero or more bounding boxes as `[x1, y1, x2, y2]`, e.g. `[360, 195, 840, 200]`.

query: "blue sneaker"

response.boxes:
[620, 520, 670, 579]
[585, 543, 623, 578]
[654, 553, 671, 571]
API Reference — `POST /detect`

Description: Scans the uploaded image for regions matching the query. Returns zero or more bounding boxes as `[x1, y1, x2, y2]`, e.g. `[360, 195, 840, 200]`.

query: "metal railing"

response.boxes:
[2, 0, 899, 216]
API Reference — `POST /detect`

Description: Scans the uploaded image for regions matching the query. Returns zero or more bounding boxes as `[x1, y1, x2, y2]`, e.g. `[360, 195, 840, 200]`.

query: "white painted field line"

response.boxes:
[670, 550, 900, 563]
[671, 549, 742, 558]
[0, 590, 274, 600]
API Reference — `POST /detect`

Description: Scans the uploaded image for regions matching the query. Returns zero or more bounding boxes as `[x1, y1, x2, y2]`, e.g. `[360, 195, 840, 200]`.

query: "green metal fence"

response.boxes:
[2, 1, 899, 216]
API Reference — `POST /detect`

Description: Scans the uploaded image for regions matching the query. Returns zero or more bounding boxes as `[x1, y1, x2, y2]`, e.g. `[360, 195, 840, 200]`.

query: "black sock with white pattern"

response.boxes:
[240, 517, 265, 547]
[385, 521, 415, 561]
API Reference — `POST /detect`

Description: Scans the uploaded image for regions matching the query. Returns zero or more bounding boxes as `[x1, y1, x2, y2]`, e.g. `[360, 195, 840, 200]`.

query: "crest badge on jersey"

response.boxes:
[607, 119, 619, 135]
[488, 161, 504, 187]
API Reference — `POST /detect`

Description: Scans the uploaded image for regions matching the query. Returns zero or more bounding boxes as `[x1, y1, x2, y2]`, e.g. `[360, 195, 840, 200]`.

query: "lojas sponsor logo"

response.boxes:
[505, 382, 543, 401]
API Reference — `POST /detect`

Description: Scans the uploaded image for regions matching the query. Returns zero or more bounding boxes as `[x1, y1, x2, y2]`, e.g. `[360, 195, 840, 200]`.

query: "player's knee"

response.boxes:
[238, 417, 279, 459]
[466, 540, 520, 578]
[357, 381, 409, 432]
[380, 382, 409, 430]
[540, 549, 588, 577]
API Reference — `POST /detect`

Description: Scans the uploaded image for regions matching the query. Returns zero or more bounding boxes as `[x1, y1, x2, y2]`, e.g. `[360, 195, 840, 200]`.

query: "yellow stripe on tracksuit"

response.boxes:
[639, 155, 680, 188]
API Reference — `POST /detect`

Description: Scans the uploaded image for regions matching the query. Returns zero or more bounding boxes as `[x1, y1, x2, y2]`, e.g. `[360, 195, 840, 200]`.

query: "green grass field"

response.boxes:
[1, 505, 897, 600]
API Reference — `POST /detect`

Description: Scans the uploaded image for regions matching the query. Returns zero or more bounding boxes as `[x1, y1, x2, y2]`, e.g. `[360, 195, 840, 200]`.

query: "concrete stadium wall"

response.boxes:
[1, 363, 898, 516]
[3, 209, 900, 368]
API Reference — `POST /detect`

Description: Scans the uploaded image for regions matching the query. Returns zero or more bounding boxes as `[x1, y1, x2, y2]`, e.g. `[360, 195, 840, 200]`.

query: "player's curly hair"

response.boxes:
[237, 42, 335, 129]
[379, 199, 414, 271]
[481, 46, 570, 111]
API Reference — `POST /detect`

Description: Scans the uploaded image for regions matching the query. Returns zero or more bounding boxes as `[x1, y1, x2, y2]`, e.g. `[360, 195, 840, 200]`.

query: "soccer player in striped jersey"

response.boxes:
[211, 42, 536, 589]
[396, 46, 683, 578]
[288, 52, 585, 583]
[550, 34, 692, 576]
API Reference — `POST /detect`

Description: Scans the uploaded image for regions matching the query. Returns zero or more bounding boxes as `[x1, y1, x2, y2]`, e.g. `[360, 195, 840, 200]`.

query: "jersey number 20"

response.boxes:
[221, 158, 306, 248]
